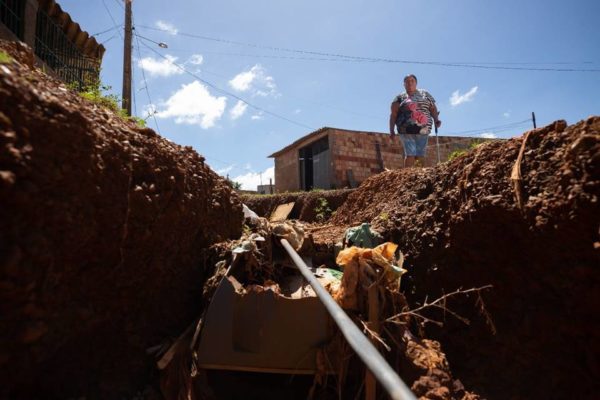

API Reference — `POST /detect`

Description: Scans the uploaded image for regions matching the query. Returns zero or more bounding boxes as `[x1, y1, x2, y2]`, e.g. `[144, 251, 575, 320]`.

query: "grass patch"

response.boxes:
[315, 197, 332, 222]
[0, 51, 13, 64]
[72, 81, 147, 128]
[447, 139, 486, 162]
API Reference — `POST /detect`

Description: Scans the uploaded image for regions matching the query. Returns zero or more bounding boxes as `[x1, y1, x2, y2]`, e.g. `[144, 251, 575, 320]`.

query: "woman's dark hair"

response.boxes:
[403, 74, 418, 83]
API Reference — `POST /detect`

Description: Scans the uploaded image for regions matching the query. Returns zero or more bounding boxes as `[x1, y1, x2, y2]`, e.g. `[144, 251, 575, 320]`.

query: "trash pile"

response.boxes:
[156, 210, 480, 400]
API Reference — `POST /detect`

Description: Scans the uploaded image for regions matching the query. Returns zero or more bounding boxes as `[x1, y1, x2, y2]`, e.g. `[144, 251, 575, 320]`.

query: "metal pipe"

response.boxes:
[279, 239, 417, 400]
[434, 115, 441, 165]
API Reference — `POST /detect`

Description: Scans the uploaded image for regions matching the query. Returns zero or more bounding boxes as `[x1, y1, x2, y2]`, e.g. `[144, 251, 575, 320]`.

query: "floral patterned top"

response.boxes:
[393, 89, 436, 135]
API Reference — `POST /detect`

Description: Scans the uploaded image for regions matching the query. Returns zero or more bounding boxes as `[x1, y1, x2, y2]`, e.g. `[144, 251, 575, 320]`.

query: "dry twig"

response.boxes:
[385, 285, 493, 328]
[359, 319, 391, 352]
[511, 130, 532, 211]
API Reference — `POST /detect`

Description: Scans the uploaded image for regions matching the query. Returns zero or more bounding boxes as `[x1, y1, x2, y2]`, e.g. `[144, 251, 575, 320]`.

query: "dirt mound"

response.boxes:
[241, 189, 354, 222]
[324, 118, 600, 399]
[0, 41, 243, 399]
[0, 41, 35, 69]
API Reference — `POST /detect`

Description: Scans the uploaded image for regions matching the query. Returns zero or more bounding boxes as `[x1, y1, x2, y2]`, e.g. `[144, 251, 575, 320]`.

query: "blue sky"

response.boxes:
[60, 0, 600, 189]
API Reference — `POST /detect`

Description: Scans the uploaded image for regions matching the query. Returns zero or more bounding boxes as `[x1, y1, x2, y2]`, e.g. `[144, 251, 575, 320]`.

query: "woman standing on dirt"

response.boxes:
[389, 74, 441, 167]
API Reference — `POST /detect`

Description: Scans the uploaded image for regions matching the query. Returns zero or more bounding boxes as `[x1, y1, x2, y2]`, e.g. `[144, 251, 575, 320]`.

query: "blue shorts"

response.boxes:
[398, 134, 428, 157]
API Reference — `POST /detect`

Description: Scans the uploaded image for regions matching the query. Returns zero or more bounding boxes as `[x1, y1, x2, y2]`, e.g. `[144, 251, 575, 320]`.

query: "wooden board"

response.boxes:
[269, 202, 295, 222]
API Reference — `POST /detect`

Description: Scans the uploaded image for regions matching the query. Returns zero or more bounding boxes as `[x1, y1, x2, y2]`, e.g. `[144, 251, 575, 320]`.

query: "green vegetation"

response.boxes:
[70, 81, 146, 128]
[0, 51, 13, 64]
[447, 149, 468, 162]
[378, 211, 389, 222]
[225, 177, 242, 190]
[447, 139, 486, 162]
[129, 115, 146, 128]
[315, 197, 332, 222]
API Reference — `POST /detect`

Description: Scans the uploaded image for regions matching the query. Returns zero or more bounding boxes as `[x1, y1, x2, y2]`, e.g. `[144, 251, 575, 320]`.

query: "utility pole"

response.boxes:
[532, 111, 537, 129]
[122, 0, 133, 116]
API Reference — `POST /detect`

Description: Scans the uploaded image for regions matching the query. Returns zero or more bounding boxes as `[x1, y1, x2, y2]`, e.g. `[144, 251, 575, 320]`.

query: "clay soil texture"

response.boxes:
[0, 41, 243, 399]
[313, 117, 600, 399]
[241, 188, 354, 222]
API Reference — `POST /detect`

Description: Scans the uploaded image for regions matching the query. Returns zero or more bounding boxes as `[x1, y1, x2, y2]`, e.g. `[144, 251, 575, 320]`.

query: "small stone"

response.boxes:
[0, 170, 16, 186]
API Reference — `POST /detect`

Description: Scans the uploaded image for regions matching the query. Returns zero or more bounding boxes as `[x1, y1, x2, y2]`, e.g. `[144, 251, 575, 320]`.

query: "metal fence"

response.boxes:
[34, 8, 100, 90]
[0, 0, 24, 39]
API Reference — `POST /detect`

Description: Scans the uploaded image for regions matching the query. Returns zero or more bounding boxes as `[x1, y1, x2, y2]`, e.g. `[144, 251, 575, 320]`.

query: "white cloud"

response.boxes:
[156, 20, 178, 35]
[138, 54, 182, 77]
[231, 166, 275, 191]
[450, 86, 478, 107]
[188, 54, 204, 65]
[294, 109, 301, 114]
[503, 111, 511, 118]
[479, 132, 497, 139]
[228, 65, 278, 97]
[143, 103, 157, 118]
[251, 111, 264, 121]
[157, 80, 227, 129]
[230, 100, 248, 120]
[216, 164, 236, 175]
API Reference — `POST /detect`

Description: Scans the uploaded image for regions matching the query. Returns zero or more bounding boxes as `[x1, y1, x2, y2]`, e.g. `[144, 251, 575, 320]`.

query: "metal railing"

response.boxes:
[280, 239, 417, 400]
[34, 8, 100, 89]
[0, 0, 24, 39]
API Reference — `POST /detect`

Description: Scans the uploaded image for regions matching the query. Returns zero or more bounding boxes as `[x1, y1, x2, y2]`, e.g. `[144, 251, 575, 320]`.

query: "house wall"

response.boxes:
[273, 130, 329, 192]
[273, 128, 492, 192]
[274, 149, 300, 193]
[330, 129, 403, 187]
[331, 131, 486, 188]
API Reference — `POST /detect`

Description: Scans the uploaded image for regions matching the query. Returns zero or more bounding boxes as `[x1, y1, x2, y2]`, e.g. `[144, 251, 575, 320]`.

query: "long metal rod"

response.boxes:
[280, 239, 417, 400]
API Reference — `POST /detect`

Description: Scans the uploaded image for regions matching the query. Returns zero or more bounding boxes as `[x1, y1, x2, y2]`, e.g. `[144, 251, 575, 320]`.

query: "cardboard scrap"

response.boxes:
[269, 202, 295, 222]
[334, 242, 406, 310]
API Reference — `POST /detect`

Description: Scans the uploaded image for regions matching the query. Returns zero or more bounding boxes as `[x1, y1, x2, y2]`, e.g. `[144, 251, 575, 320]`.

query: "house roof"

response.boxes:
[268, 127, 331, 158]
[268, 126, 390, 157]
[38, 0, 106, 60]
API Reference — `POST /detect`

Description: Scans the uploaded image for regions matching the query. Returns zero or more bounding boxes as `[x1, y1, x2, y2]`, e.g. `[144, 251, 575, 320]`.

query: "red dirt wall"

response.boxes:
[0, 41, 243, 398]
[328, 118, 600, 399]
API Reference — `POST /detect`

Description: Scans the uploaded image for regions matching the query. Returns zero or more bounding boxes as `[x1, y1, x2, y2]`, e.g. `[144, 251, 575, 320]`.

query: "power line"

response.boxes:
[137, 25, 600, 73]
[133, 44, 382, 120]
[145, 47, 379, 63]
[133, 32, 161, 133]
[136, 34, 315, 130]
[451, 119, 531, 135]
[100, 33, 118, 45]
[101, 0, 123, 40]
[133, 44, 534, 133]
[134, 32, 167, 48]
[92, 24, 123, 37]
[133, 37, 533, 139]
[148, 46, 597, 67]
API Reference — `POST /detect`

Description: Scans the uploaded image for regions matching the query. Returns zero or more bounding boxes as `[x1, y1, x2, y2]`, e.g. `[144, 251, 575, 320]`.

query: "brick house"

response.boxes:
[0, 0, 105, 88]
[269, 127, 488, 192]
